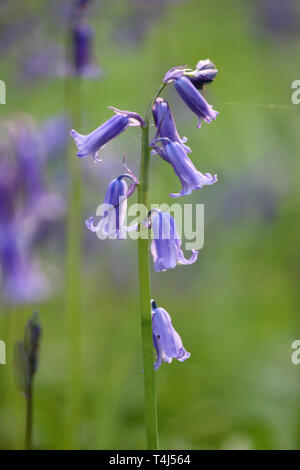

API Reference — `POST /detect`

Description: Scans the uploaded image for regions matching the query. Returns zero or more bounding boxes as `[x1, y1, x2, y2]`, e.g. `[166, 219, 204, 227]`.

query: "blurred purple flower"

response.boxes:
[21, 44, 64, 82]
[70, 20, 101, 78]
[0, 115, 66, 304]
[12, 118, 65, 228]
[0, 157, 18, 224]
[39, 115, 70, 157]
[0, 224, 50, 304]
[150, 209, 198, 272]
[151, 299, 190, 370]
[152, 138, 217, 198]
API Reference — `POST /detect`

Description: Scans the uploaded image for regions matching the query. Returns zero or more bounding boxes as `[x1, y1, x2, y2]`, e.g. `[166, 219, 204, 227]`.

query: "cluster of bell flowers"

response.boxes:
[70, 59, 218, 369]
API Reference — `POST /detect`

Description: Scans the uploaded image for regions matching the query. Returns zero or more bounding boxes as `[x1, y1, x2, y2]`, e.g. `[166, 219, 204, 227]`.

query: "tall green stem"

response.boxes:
[65, 76, 82, 448]
[25, 382, 33, 450]
[138, 83, 166, 450]
[138, 124, 158, 450]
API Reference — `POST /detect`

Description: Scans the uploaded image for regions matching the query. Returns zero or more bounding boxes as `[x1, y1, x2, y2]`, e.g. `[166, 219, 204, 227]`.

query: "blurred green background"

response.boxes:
[1, 0, 300, 450]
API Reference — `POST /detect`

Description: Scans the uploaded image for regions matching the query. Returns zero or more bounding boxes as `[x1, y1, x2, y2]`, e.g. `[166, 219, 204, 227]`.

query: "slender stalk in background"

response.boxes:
[65, 75, 83, 447]
[25, 381, 33, 450]
[137, 84, 165, 450]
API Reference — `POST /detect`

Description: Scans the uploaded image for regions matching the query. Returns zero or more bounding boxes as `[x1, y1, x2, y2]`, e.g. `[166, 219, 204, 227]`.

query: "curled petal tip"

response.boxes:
[108, 106, 146, 127]
[93, 153, 102, 163]
[163, 65, 191, 83]
[85, 216, 98, 232]
[177, 249, 198, 266]
[122, 154, 139, 185]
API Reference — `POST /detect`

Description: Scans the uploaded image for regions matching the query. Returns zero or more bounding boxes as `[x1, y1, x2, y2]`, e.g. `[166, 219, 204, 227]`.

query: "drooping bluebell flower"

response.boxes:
[152, 138, 217, 198]
[86, 167, 138, 239]
[70, 108, 145, 161]
[187, 59, 218, 90]
[151, 300, 190, 370]
[174, 76, 219, 128]
[152, 98, 191, 153]
[150, 209, 198, 271]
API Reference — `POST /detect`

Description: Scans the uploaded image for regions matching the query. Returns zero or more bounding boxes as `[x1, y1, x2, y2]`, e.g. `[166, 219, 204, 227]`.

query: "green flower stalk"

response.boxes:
[70, 60, 219, 449]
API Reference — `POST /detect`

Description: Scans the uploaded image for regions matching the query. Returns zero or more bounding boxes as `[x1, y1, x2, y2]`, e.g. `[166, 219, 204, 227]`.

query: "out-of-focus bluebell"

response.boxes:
[0, 225, 50, 304]
[150, 209, 198, 271]
[151, 299, 190, 370]
[0, 157, 18, 225]
[152, 137, 217, 198]
[70, 108, 145, 161]
[69, 20, 101, 78]
[11, 117, 66, 230]
[21, 44, 64, 82]
[39, 115, 70, 157]
[152, 98, 191, 153]
[14, 313, 42, 396]
[0, 114, 67, 304]
[59, 0, 101, 78]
